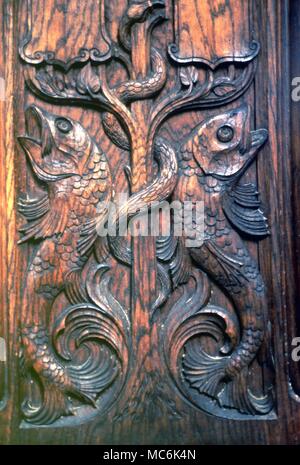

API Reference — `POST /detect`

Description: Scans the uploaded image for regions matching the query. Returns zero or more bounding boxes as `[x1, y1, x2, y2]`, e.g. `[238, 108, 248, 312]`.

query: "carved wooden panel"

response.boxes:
[0, 0, 300, 445]
[170, 0, 258, 67]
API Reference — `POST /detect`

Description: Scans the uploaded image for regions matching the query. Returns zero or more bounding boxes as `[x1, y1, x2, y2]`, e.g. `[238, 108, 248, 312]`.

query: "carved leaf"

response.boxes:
[180, 66, 198, 87]
[76, 63, 101, 95]
[36, 67, 67, 97]
[212, 83, 236, 96]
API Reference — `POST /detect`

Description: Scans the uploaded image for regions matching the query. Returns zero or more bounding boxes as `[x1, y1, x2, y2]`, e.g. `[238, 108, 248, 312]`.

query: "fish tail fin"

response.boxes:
[183, 346, 228, 398]
[22, 383, 73, 425]
[218, 370, 273, 415]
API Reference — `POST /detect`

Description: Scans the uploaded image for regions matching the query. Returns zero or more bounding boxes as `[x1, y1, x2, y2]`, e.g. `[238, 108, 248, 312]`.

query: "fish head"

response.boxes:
[190, 104, 268, 179]
[18, 105, 92, 182]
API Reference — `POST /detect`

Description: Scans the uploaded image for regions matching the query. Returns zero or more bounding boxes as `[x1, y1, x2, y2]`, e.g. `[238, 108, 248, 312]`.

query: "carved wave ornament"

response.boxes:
[17, 0, 274, 426]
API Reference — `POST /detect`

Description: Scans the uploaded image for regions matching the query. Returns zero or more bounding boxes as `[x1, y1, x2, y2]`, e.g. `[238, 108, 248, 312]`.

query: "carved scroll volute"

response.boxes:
[20, 0, 112, 68]
[169, 0, 259, 68]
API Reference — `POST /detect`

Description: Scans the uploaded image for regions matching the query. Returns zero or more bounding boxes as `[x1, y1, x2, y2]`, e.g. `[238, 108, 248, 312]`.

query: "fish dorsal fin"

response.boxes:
[222, 182, 269, 237]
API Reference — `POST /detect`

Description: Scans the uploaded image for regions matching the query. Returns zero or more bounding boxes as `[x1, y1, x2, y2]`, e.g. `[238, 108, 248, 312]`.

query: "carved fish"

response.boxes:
[18, 104, 178, 424]
[18, 105, 113, 302]
[175, 104, 272, 414]
[18, 105, 116, 423]
[102, 99, 272, 414]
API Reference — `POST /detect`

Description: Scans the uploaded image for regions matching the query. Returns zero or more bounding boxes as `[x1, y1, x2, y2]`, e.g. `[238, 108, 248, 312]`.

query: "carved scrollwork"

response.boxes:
[20, 303, 125, 425]
[20, 0, 112, 69]
[168, 40, 260, 69]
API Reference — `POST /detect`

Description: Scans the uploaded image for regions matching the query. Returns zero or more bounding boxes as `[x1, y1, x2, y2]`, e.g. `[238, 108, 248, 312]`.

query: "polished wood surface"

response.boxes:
[0, 0, 299, 445]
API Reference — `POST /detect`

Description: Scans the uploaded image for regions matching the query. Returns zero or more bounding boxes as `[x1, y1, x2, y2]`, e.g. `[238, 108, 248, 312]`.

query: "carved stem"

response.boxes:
[99, 66, 136, 142]
[130, 21, 156, 354]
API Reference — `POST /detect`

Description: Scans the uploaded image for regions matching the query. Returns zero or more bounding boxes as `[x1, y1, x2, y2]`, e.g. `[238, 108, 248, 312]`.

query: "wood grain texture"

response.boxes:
[289, 0, 300, 398]
[20, 0, 111, 66]
[0, 0, 299, 445]
[170, 0, 258, 68]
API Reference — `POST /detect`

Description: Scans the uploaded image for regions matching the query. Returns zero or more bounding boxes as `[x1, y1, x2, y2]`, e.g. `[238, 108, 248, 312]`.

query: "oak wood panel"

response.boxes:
[0, 0, 299, 445]
[172, 0, 254, 67]
[289, 0, 300, 399]
[20, 0, 111, 65]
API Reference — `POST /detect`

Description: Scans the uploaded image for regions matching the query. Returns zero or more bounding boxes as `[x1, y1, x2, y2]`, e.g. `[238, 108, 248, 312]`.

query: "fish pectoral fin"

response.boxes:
[18, 194, 50, 221]
[222, 182, 269, 237]
[18, 196, 69, 243]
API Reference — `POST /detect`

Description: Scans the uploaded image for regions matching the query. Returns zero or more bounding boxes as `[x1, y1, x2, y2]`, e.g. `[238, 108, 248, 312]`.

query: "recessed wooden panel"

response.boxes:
[170, 0, 258, 67]
[20, 0, 111, 66]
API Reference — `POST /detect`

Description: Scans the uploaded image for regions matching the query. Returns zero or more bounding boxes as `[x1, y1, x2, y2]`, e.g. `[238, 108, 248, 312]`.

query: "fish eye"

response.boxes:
[55, 117, 73, 134]
[217, 125, 234, 143]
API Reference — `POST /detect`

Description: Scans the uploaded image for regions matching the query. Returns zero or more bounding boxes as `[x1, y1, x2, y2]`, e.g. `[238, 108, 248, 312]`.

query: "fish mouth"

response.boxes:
[250, 128, 268, 150]
[24, 105, 45, 144]
[150, 0, 166, 9]
[229, 128, 268, 179]
[18, 104, 53, 155]
[212, 127, 268, 181]
[23, 105, 54, 157]
[239, 122, 268, 159]
[18, 105, 76, 182]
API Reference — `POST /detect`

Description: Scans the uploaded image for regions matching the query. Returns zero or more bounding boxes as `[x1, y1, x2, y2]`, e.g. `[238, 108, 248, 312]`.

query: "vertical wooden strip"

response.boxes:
[265, 0, 291, 420]
[289, 0, 300, 396]
[130, 21, 156, 354]
[0, 0, 19, 444]
[0, 1, 7, 417]
[255, 0, 300, 443]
